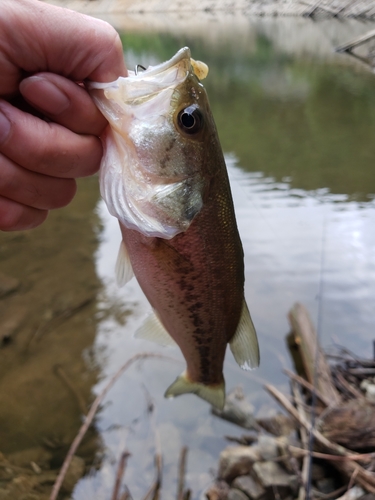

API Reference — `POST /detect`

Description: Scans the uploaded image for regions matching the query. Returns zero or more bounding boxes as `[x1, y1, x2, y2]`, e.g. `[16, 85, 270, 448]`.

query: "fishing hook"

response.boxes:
[134, 64, 146, 75]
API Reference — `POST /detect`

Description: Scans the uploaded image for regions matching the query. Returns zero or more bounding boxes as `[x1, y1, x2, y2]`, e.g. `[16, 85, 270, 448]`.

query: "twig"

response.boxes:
[119, 486, 133, 500]
[142, 453, 163, 500]
[334, 372, 365, 401]
[49, 352, 177, 500]
[265, 384, 375, 492]
[284, 368, 331, 407]
[312, 484, 348, 499]
[347, 468, 360, 492]
[287, 446, 373, 464]
[336, 29, 375, 53]
[111, 452, 131, 500]
[291, 381, 309, 500]
[177, 447, 188, 500]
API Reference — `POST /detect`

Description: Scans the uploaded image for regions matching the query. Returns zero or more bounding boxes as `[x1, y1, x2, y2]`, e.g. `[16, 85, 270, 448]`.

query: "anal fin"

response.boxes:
[230, 300, 260, 370]
[135, 311, 177, 347]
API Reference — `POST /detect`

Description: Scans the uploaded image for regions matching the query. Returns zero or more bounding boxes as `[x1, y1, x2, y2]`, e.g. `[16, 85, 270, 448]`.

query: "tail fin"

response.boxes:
[165, 372, 225, 410]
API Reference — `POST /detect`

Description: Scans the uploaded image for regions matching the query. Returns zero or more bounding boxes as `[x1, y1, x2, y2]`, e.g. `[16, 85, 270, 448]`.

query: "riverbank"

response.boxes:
[43, 0, 375, 19]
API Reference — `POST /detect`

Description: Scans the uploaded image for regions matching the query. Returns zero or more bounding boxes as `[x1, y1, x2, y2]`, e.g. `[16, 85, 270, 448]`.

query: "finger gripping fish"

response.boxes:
[89, 47, 260, 410]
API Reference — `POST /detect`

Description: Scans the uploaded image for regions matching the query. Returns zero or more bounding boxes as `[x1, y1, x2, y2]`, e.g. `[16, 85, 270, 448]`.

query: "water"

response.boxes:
[0, 14, 375, 500]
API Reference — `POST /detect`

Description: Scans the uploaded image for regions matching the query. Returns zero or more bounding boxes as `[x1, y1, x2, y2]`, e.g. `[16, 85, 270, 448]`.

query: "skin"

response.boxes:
[0, 0, 127, 231]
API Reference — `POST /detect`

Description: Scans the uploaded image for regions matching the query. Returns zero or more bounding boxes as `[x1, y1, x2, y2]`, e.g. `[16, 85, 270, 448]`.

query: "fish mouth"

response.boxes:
[88, 47, 191, 92]
[133, 47, 191, 78]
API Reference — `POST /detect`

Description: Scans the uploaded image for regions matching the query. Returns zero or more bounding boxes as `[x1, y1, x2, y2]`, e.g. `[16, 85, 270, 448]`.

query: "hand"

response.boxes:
[0, 0, 127, 231]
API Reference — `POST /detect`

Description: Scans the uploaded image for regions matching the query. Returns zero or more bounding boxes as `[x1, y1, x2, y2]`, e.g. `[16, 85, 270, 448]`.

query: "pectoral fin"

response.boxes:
[135, 311, 177, 346]
[115, 241, 134, 287]
[230, 300, 260, 370]
[165, 372, 225, 410]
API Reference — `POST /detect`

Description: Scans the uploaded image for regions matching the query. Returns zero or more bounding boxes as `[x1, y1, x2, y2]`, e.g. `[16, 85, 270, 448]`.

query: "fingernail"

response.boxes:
[0, 110, 11, 144]
[21, 77, 70, 115]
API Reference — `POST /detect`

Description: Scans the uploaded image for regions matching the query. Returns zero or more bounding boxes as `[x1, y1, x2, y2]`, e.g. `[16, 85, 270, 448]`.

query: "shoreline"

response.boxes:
[42, 0, 375, 19]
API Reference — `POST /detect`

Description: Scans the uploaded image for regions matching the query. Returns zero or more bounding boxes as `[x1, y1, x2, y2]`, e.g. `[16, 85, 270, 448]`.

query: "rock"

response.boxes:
[228, 488, 249, 500]
[252, 461, 293, 489]
[212, 387, 260, 431]
[62, 455, 85, 493]
[232, 475, 266, 500]
[257, 436, 279, 461]
[218, 446, 261, 482]
[365, 384, 375, 403]
[316, 477, 336, 494]
[337, 486, 365, 500]
[257, 413, 296, 437]
[206, 480, 230, 500]
[0, 273, 20, 298]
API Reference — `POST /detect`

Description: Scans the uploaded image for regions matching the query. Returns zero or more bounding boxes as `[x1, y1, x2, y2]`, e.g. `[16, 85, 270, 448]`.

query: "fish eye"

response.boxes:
[177, 105, 203, 135]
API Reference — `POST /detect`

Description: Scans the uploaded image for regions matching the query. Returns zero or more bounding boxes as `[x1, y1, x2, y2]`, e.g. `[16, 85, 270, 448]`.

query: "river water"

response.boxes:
[0, 14, 375, 500]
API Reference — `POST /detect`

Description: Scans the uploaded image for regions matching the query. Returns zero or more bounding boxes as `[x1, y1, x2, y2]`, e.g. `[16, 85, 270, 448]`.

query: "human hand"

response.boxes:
[0, 0, 127, 231]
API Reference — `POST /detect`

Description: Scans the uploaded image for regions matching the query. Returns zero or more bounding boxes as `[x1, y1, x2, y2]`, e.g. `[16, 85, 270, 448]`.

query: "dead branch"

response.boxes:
[142, 453, 163, 500]
[177, 446, 188, 500]
[336, 29, 375, 53]
[111, 452, 131, 500]
[291, 381, 309, 500]
[49, 352, 177, 500]
[265, 383, 375, 493]
[288, 303, 341, 406]
[284, 368, 331, 408]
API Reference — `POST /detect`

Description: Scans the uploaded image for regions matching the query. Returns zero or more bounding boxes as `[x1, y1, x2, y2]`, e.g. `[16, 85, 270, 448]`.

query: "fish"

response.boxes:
[89, 47, 260, 410]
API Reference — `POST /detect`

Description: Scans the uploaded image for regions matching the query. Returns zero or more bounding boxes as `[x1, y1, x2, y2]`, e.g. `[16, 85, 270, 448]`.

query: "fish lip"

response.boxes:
[87, 47, 191, 90]
[135, 46, 191, 78]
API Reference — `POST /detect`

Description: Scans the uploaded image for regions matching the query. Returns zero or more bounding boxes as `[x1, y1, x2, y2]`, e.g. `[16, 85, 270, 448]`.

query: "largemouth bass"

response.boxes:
[89, 47, 259, 410]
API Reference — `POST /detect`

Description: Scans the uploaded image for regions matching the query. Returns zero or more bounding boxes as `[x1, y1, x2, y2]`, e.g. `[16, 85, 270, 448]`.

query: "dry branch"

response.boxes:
[111, 452, 131, 500]
[265, 383, 375, 493]
[177, 447, 188, 500]
[288, 302, 340, 406]
[49, 352, 177, 500]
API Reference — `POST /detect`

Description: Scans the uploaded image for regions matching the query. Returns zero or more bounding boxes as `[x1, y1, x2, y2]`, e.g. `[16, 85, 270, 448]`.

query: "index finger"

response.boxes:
[0, 0, 127, 95]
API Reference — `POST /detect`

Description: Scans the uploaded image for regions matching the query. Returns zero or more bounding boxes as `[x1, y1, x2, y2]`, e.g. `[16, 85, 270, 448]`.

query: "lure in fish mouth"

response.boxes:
[89, 47, 260, 410]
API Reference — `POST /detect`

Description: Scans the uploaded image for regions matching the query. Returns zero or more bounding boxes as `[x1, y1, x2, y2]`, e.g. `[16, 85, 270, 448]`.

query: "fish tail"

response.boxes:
[164, 372, 225, 410]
